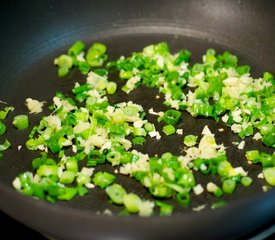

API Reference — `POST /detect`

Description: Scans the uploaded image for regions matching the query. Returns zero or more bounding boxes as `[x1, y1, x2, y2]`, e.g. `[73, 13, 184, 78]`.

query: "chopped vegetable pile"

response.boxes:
[0, 40, 274, 217]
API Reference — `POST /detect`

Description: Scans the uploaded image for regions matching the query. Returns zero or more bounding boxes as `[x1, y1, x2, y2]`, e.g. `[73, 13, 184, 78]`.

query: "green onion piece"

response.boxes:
[163, 124, 176, 136]
[155, 200, 174, 216]
[32, 153, 56, 170]
[106, 82, 117, 95]
[0, 121, 6, 136]
[106, 183, 127, 205]
[150, 185, 173, 198]
[87, 150, 105, 167]
[123, 193, 142, 213]
[72, 84, 91, 95]
[263, 72, 274, 81]
[0, 139, 11, 151]
[78, 185, 89, 196]
[217, 161, 233, 177]
[78, 61, 91, 74]
[221, 51, 238, 67]
[175, 49, 191, 65]
[57, 187, 78, 201]
[183, 135, 198, 147]
[163, 110, 181, 125]
[76, 173, 91, 185]
[161, 152, 173, 161]
[60, 171, 75, 184]
[118, 209, 130, 216]
[32, 158, 44, 170]
[222, 179, 236, 194]
[144, 122, 155, 132]
[66, 157, 78, 173]
[46, 137, 61, 154]
[0, 106, 14, 120]
[213, 186, 223, 197]
[25, 137, 44, 151]
[68, 40, 85, 56]
[58, 67, 69, 77]
[176, 192, 190, 207]
[236, 65, 251, 76]
[123, 106, 139, 116]
[132, 136, 146, 145]
[177, 172, 196, 188]
[56, 55, 73, 69]
[120, 152, 134, 164]
[93, 171, 116, 189]
[86, 43, 107, 67]
[262, 131, 275, 148]
[37, 165, 58, 177]
[12, 115, 29, 130]
[211, 200, 227, 209]
[106, 151, 121, 166]
[241, 176, 253, 187]
[245, 150, 260, 163]
[260, 153, 274, 168]
[263, 167, 275, 186]
[133, 127, 146, 137]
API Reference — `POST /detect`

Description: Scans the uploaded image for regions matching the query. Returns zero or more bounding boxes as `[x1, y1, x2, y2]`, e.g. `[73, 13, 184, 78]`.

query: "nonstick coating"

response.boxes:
[0, 1, 275, 239]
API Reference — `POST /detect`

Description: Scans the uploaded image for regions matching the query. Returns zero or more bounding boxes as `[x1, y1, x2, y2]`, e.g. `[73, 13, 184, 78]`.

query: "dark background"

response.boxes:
[1, 211, 46, 239]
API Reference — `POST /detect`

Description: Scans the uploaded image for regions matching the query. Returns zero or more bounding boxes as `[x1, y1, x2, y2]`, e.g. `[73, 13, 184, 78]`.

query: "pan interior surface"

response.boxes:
[0, 26, 274, 240]
[0, 27, 272, 211]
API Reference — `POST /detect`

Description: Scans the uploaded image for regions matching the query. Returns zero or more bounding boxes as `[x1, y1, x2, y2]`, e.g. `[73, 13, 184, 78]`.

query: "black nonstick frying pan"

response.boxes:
[0, 1, 274, 239]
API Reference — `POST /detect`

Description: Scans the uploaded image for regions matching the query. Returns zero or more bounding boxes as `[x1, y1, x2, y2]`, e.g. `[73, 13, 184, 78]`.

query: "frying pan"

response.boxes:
[0, 0, 274, 239]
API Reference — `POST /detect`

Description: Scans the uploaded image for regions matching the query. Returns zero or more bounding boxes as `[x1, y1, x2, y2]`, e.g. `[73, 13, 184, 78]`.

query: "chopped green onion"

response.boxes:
[132, 136, 146, 145]
[263, 167, 275, 186]
[106, 184, 127, 205]
[245, 150, 260, 163]
[60, 171, 75, 184]
[86, 43, 107, 67]
[236, 65, 251, 76]
[57, 187, 78, 201]
[163, 124, 176, 136]
[66, 157, 78, 173]
[176, 192, 190, 207]
[11, 40, 275, 213]
[123, 193, 142, 213]
[211, 200, 227, 209]
[0, 106, 14, 120]
[93, 171, 116, 189]
[106, 151, 121, 166]
[183, 135, 198, 147]
[155, 201, 174, 216]
[68, 40, 85, 56]
[78, 185, 89, 196]
[56, 55, 73, 69]
[241, 176, 253, 187]
[163, 110, 181, 125]
[0, 121, 6, 136]
[12, 115, 29, 130]
[106, 82, 117, 95]
[0, 139, 11, 151]
[222, 179, 236, 194]
[217, 161, 234, 177]
[37, 165, 58, 177]
[144, 122, 155, 132]
[213, 186, 223, 197]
